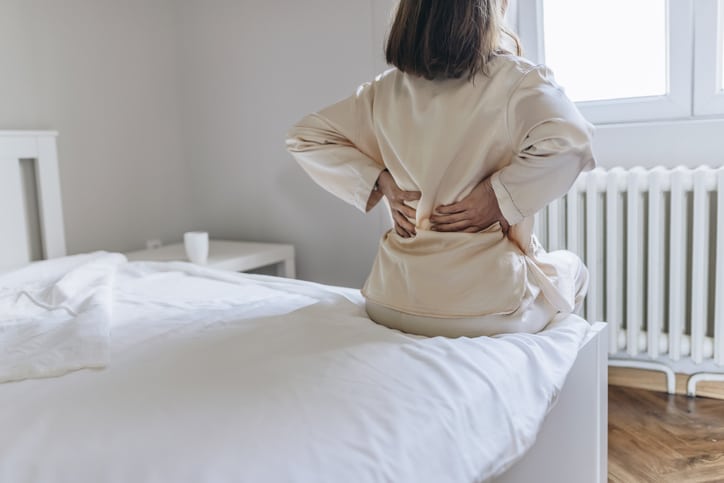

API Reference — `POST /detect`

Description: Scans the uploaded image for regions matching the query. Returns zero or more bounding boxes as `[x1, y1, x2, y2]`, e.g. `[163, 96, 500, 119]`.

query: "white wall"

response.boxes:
[178, 0, 396, 287]
[0, 0, 397, 286]
[593, 119, 724, 169]
[0, 0, 193, 254]
[11, 1, 711, 286]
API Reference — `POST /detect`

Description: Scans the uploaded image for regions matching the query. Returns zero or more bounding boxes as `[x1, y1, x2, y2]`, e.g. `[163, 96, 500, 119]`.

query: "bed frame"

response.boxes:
[495, 321, 608, 482]
[0, 131, 607, 482]
[0, 131, 66, 271]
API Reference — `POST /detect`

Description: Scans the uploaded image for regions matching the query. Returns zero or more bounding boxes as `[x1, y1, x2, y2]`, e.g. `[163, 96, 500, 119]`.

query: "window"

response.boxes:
[516, 0, 720, 124]
[542, 0, 666, 103]
[721, 3, 724, 91]
[694, 0, 724, 115]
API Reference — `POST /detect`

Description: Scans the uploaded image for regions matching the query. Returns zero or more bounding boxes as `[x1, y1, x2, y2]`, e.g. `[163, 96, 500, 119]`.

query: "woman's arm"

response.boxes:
[430, 65, 595, 232]
[492, 65, 595, 224]
[286, 82, 387, 213]
[287, 82, 420, 236]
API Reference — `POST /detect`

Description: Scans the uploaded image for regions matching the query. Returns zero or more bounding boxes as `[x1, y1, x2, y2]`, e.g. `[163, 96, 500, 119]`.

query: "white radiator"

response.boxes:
[535, 166, 724, 396]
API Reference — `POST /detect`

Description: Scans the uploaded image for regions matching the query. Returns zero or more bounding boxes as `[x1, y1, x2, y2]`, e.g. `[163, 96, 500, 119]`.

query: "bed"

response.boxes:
[0, 131, 607, 483]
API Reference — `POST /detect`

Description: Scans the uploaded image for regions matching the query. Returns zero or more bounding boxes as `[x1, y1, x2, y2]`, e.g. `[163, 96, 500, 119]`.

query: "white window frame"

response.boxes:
[516, 0, 694, 124]
[694, 0, 724, 115]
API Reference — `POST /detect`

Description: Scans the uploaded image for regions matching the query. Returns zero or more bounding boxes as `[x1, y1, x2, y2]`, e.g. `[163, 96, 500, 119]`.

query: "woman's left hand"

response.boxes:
[376, 170, 422, 238]
[430, 177, 509, 233]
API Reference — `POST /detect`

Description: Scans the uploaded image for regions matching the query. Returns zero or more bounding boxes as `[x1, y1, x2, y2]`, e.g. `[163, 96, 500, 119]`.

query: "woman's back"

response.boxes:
[287, 0, 595, 334]
[288, 54, 594, 319]
[371, 54, 537, 230]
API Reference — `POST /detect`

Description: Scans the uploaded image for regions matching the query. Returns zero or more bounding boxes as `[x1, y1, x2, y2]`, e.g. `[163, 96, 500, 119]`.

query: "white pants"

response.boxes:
[365, 251, 589, 338]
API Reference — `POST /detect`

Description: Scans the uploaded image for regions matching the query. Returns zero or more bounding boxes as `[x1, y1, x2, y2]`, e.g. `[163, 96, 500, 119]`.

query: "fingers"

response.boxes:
[395, 203, 417, 221]
[431, 219, 475, 232]
[392, 209, 416, 236]
[400, 190, 422, 202]
[389, 191, 420, 222]
[500, 219, 510, 235]
[432, 218, 508, 233]
[395, 224, 412, 238]
[378, 173, 419, 238]
[434, 201, 466, 215]
[378, 172, 420, 204]
[429, 210, 468, 225]
[389, 195, 417, 234]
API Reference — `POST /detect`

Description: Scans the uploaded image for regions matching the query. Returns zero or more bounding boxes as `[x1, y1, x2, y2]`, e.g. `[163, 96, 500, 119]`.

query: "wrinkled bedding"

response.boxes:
[0, 254, 590, 482]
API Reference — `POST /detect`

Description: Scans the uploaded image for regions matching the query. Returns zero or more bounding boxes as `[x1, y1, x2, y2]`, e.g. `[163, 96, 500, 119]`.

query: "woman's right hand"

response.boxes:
[376, 170, 421, 238]
[429, 176, 509, 234]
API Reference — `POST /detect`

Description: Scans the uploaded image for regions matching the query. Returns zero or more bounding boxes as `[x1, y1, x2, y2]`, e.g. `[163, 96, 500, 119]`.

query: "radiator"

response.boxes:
[535, 166, 724, 396]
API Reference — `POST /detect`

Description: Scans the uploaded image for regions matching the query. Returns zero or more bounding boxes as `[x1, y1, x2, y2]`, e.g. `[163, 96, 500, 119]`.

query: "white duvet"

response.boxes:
[0, 254, 590, 483]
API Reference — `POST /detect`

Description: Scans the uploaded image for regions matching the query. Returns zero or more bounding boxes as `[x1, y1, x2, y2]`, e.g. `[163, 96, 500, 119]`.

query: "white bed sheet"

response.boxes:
[0, 255, 590, 483]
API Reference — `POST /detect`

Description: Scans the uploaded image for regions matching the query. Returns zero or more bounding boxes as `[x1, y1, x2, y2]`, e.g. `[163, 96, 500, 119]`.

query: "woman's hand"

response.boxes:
[376, 170, 421, 238]
[430, 177, 509, 233]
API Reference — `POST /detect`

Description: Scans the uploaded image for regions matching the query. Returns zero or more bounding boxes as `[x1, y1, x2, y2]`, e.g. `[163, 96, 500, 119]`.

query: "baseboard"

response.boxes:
[608, 367, 724, 400]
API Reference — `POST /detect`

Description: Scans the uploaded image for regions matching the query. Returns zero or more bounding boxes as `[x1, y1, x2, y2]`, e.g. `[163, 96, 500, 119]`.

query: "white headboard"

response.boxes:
[0, 131, 66, 271]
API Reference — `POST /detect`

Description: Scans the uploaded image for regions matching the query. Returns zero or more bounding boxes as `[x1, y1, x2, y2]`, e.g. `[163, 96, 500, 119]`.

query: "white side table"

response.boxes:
[126, 240, 295, 278]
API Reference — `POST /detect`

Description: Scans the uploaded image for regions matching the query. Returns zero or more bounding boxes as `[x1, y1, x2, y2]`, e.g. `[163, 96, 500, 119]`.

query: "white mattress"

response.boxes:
[0, 254, 590, 483]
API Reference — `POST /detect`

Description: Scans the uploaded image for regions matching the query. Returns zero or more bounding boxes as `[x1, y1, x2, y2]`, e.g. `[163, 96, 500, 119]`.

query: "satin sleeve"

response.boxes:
[490, 65, 596, 226]
[286, 82, 386, 213]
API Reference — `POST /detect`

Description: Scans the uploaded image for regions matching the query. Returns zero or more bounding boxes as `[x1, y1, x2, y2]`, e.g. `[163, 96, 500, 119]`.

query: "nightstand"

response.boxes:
[126, 240, 295, 278]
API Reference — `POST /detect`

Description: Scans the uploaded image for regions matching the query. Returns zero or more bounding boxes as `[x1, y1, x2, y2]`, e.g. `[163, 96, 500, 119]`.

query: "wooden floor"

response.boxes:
[609, 385, 724, 483]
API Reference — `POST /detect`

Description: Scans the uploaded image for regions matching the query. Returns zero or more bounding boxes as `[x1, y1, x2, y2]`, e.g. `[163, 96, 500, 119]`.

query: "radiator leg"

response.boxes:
[686, 373, 724, 398]
[608, 359, 676, 395]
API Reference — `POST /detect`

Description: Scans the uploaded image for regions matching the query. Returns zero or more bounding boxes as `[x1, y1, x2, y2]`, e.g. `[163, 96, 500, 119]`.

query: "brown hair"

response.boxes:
[385, 0, 522, 81]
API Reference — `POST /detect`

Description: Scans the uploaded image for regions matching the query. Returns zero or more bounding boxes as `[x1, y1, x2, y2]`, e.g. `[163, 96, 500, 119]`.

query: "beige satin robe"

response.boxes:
[287, 54, 596, 319]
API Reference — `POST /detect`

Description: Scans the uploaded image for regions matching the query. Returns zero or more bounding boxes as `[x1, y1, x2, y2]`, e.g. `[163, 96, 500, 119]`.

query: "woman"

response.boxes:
[286, 0, 595, 338]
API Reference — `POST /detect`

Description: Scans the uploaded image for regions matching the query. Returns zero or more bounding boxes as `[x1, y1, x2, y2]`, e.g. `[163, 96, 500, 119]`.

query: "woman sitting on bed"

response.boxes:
[286, 0, 596, 338]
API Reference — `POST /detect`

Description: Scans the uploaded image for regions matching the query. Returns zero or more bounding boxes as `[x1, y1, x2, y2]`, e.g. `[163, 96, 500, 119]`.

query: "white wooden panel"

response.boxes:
[36, 136, 67, 258]
[690, 168, 710, 364]
[0, 137, 36, 159]
[669, 169, 688, 361]
[0, 159, 31, 270]
[566, 186, 580, 255]
[0, 131, 65, 268]
[586, 172, 600, 322]
[606, 169, 623, 353]
[534, 211, 544, 246]
[717, 169, 724, 366]
[494, 323, 608, 483]
[536, 208, 549, 250]
[19, 159, 43, 261]
[626, 169, 644, 357]
[548, 198, 563, 251]
[647, 168, 665, 358]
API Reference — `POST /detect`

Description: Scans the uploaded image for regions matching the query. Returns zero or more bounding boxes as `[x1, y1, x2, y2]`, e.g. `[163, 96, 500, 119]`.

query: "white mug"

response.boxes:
[184, 231, 209, 264]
